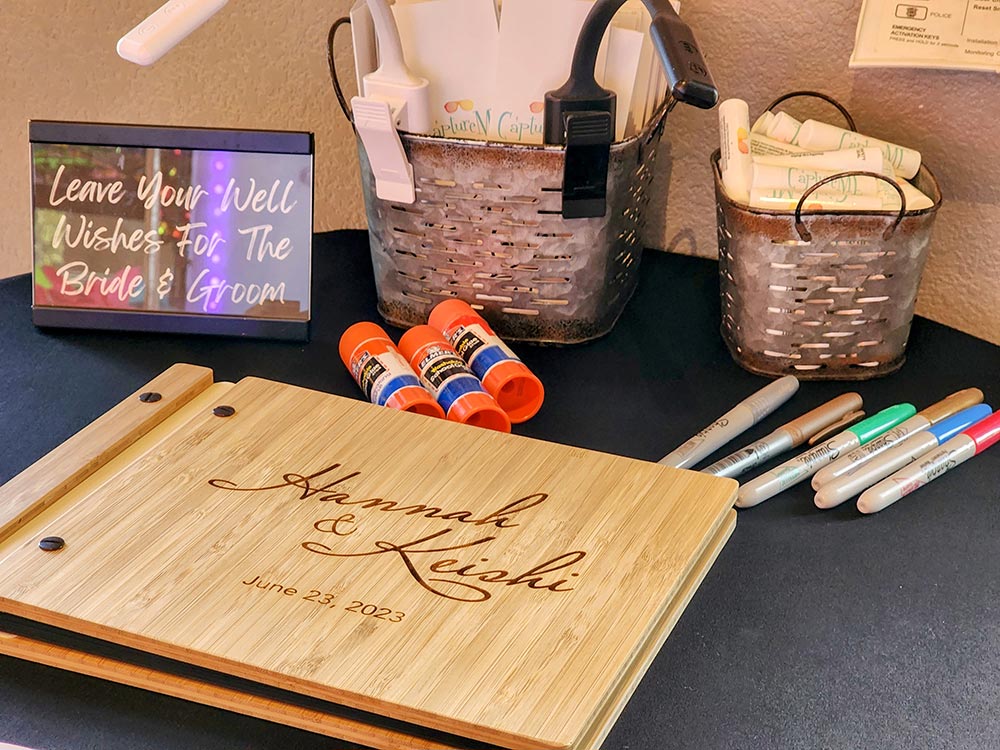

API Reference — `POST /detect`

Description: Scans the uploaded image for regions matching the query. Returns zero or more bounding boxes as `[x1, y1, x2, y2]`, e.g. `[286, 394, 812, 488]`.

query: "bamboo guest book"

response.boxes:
[0, 364, 736, 750]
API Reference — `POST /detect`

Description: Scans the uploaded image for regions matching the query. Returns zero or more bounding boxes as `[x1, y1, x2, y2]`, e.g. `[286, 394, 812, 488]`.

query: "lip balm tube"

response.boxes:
[702, 392, 863, 479]
[748, 187, 884, 212]
[749, 134, 807, 157]
[736, 403, 916, 508]
[873, 161, 934, 210]
[398, 325, 511, 433]
[751, 110, 775, 135]
[659, 375, 799, 469]
[877, 178, 935, 211]
[815, 405, 993, 510]
[765, 111, 803, 143]
[428, 299, 543, 423]
[719, 99, 753, 203]
[791, 120, 921, 179]
[339, 322, 445, 419]
[751, 164, 879, 197]
[812, 388, 984, 490]
[857, 411, 1000, 514]
[753, 146, 884, 174]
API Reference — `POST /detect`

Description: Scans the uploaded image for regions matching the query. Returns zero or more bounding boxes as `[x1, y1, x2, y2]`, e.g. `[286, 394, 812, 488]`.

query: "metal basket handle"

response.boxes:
[766, 91, 856, 132]
[795, 171, 906, 242]
[327, 17, 354, 122]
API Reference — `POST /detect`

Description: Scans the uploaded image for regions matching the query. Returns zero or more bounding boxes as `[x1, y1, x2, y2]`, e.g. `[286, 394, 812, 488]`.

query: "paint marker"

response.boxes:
[806, 410, 867, 445]
[812, 388, 984, 490]
[659, 376, 799, 469]
[701, 393, 862, 479]
[736, 403, 915, 508]
[815, 405, 992, 509]
[857, 410, 1000, 514]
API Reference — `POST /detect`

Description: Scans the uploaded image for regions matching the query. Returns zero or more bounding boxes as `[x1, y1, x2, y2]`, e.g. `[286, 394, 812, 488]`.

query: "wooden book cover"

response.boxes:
[0, 365, 736, 750]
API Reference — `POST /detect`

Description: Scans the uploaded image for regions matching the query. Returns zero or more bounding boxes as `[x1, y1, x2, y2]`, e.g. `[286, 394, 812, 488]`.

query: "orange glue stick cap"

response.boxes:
[427, 300, 544, 423]
[339, 322, 444, 419]
[397, 325, 511, 433]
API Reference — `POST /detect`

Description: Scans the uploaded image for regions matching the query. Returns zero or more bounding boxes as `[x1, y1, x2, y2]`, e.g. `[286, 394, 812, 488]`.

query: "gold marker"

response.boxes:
[701, 393, 863, 479]
[811, 388, 984, 492]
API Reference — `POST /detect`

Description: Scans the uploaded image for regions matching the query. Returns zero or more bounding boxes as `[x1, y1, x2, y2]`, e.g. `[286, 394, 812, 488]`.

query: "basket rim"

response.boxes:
[390, 102, 671, 154]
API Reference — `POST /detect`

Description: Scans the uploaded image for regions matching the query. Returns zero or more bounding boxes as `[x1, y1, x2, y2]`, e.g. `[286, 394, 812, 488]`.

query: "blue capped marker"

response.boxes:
[814, 404, 993, 509]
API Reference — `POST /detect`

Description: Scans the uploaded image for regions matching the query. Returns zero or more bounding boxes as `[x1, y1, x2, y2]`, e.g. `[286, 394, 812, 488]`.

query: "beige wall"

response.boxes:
[2, 0, 997, 345]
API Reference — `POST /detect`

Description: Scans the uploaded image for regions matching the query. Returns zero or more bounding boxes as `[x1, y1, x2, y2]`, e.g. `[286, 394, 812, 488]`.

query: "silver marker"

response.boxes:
[659, 376, 799, 469]
[737, 403, 916, 508]
[702, 393, 863, 479]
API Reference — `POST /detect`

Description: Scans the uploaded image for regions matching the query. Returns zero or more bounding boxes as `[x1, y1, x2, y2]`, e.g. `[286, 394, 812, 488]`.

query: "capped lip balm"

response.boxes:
[339, 322, 445, 419]
[428, 300, 544, 424]
[398, 325, 511, 433]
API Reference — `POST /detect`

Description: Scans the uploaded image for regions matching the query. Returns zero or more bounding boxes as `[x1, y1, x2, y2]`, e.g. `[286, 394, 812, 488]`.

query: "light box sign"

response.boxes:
[30, 122, 314, 340]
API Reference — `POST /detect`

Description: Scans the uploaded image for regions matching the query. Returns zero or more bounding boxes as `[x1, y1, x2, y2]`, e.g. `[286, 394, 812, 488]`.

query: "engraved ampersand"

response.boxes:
[209, 463, 587, 603]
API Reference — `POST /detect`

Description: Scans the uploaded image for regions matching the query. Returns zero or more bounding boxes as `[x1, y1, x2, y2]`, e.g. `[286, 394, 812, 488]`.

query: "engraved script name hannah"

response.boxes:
[209, 463, 587, 603]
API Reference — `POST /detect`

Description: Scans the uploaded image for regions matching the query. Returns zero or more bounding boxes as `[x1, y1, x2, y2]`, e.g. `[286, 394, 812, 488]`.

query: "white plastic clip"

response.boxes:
[352, 96, 416, 204]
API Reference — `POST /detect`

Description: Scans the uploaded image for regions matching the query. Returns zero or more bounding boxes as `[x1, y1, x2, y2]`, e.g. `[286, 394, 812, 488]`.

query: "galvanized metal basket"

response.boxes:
[329, 18, 669, 344]
[713, 152, 942, 380]
[355, 119, 665, 344]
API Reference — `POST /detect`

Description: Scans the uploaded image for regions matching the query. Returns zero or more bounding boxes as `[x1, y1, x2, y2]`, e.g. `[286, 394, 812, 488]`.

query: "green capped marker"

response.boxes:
[736, 403, 916, 508]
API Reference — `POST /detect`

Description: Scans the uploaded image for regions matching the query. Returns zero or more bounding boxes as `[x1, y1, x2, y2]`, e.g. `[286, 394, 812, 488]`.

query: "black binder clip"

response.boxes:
[543, 0, 719, 220]
[561, 110, 613, 220]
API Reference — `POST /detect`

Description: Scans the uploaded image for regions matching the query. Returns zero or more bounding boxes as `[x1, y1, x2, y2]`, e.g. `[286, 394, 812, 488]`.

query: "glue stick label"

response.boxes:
[352, 349, 422, 407]
[447, 324, 519, 381]
[416, 345, 488, 415]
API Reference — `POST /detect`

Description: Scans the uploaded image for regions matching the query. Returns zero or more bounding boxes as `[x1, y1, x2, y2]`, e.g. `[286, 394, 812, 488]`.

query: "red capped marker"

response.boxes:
[857, 411, 1000, 514]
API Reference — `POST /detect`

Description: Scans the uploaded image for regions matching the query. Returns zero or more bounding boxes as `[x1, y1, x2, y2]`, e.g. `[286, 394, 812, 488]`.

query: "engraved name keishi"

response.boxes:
[208, 463, 588, 603]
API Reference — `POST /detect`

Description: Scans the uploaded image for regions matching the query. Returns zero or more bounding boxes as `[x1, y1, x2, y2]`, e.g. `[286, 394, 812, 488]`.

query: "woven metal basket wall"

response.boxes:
[713, 152, 942, 380]
[355, 111, 667, 344]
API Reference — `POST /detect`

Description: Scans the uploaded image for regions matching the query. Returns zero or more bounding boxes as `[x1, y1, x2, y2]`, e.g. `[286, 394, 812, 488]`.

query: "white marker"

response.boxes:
[737, 403, 915, 508]
[857, 411, 1000, 514]
[812, 388, 984, 490]
[815, 405, 992, 509]
[659, 376, 799, 470]
[117, 0, 229, 66]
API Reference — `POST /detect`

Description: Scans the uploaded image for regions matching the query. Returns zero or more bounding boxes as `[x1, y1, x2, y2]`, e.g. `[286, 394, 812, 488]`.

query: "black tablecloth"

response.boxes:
[1, 230, 998, 750]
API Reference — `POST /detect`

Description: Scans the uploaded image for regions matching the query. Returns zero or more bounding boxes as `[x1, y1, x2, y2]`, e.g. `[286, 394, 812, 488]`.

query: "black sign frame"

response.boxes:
[29, 121, 315, 341]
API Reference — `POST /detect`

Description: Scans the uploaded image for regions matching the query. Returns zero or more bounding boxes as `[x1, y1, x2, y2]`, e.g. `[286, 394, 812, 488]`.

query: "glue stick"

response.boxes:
[339, 322, 444, 419]
[398, 325, 511, 433]
[428, 300, 545, 423]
